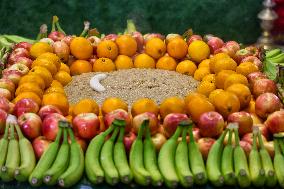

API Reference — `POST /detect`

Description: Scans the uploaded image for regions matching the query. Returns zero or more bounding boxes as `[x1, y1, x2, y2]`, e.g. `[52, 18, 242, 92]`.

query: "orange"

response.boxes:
[50, 80, 64, 88]
[208, 89, 224, 104]
[213, 57, 237, 74]
[30, 42, 53, 59]
[73, 98, 100, 116]
[37, 52, 61, 70]
[15, 82, 44, 98]
[101, 97, 128, 115]
[18, 74, 45, 90]
[176, 60, 197, 76]
[114, 55, 134, 69]
[226, 83, 251, 109]
[13, 92, 42, 106]
[185, 97, 215, 122]
[196, 81, 216, 97]
[159, 96, 186, 119]
[65, 115, 73, 122]
[44, 86, 66, 96]
[97, 40, 119, 60]
[145, 38, 166, 59]
[167, 38, 188, 59]
[54, 71, 72, 86]
[198, 59, 210, 68]
[184, 92, 207, 105]
[42, 92, 69, 115]
[134, 53, 155, 69]
[115, 35, 137, 56]
[60, 63, 70, 74]
[93, 58, 116, 72]
[209, 53, 230, 73]
[244, 99, 256, 113]
[29, 66, 53, 87]
[215, 70, 236, 89]
[156, 55, 177, 71]
[70, 37, 93, 60]
[70, 60, 92, 75]
[188, 40, 210, 63]
[236, 61, 259, 77]
[212, 91, 240, 118]
[193, 67, 211, 81]
[32, 58, 58, 76]
[202, 74, 215, 84]
[223, 73, 249, 89]
[131, 98, 159, 116]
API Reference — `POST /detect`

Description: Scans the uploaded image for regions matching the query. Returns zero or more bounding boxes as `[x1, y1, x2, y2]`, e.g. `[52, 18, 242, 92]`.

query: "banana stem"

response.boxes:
[10, 124, 14, 140]
[67, 128, 75, 143]
[171, 125, 183, 140]
[62, 128, 68, 144]
[56, 21, 66, 35]
[234, 128, 240, 146]
[188, 125, 195, 143]
[252, 130, 258, 150]
[117, 127, 125, 142]
[51, 16, 57, 32]
[103, 125, 115, 137]
[181, 126, 188, 142]
[258, 131, 265, 150]
[278, 140, 284, 155]
[227, 129, 233, 145]
[145, 123, 151, 140]
[14, 124, 24, 140]
[55, 128, 63, 143]
[3, 123, 10, 139]
[79, 21, 90, 37]
[273, 139, 281, 155]
[109, 127, 119, 141]
[218, 129, 228, 143]
[112, 119, 126, 127]
[137, 119, 149, 139]
[36, 24, 47, 41]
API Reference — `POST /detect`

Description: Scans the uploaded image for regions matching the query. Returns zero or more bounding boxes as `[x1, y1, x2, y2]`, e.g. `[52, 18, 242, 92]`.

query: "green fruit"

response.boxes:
[0, 124, 10, 169]
[273, 139, 284, 188]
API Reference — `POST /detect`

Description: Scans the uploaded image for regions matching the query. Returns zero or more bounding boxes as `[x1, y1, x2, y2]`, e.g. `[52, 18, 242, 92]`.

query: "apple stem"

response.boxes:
[79, 21, 90, 37]
[14, 123, 24, 140]
[36, 24, 47, 41]
[3, 123, 10, 140]
[55, 127, 63, 144]
[117, 127, 125, 142]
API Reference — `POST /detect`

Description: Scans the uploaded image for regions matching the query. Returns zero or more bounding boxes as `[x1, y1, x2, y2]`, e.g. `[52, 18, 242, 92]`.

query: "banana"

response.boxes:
[233, 127, 251, 188]
[90, 74, 107, 92]
[158, 123, 182, 188]
[249, 127, 265, 187]
[267, 52, 284, 63]
[266, 48, 282, 59]
[206, 129, 228, 187]
[188, 124, 207, 185]
[1, 124, 20, 182]
[0, 123, 10, 170]
[175, 126, 193, 188]
[100, 127, 120, 185]
[58, 127, 84, 188]
[14, 123, 36, 182]
[43, 128, 70, 185]
[144, 124, 163, 186]
[130, 120, 151, 186]
[273, 139, 284, 188]
[29, 127, 63, 187]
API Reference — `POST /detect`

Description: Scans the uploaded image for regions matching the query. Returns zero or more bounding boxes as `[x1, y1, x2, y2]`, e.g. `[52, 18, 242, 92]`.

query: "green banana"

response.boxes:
[279, 139, 284, 155]
[267, 52, 284, 63]
[233, 128, 251, 188]
[58, 127, 84, 188]
[266, 48, 282, 59]
[85, 125, 114, 184]
[188, 124, 207, 185]
[14, 123, 36, 182]
[175, 126, 193, 187]
[144, 124, 163, 186]
[206, 129, 227, 187]
[0, 123, 10, 170]
[273, 139, 284, 188]
[1, 124, 20, 182]
[249, 128, 265, 187]
[221, 128, 236, 186]
[100, 127, 120, 185]
[29, 127, 63, 186]
[43, 128, 70, 185]
[130, 120, 151, 186]
[3, 34, 35, 44]
[158, 124, 182, 188]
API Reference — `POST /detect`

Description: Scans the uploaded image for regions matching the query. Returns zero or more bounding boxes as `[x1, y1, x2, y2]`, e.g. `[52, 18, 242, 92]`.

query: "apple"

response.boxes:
[42, 113, 67, 141]
[151, 132, 167, 151]
[8, 102, 15, 114]
[234, 49, 253, 63]
[241, 132, 267, 147]
[0, 109, 7, 134]
[224, 41, 240, 53]
[39, 38, 55, 46]
[123, 131, 137, 153]
[253, 79, 277, 97]
[163, 113, 189, 138]
[265, 110, 284, 134]
[32, 136, 52, 159]
[68, 136, 87, 152]
[132, 112, 159, 135]
[88, 36, 101, 54]
[214, 46, 235, 58]
[132, 31, 144, 52]
[241, 56, 262, 70]
[102, 34, 118, 41]
[104, 109, 132, 132]
[187, 35, 202, 45]
[207, 37, 224, 53]
[2, 69, 23, 85]
[264, 141, 275, 158]
[62, 35, 74, 46]
[247, 72, 267, 88]
[38, 105, 63, 120]
[192, 127, 201, 142]
[245, 45, 260, 58]
[48, 31, 65, 42]
[255, 93, 281, 119]
[143, 33, 165, 44]
[72, 113, 100, 140]
[13, 42, 32, 51]
[18, 113, 42, 140]
[197, 137, 216, 160]
[7, 63, 29, 75]
[165, 34, 182, 44]
[53, 41, 70, 62]
[0, 97, 10, 112]
[14, 98, 39, 117]
[0, 78, 15, 94]
[89, 55, 98, 67]
[239, 140, 252, 157]
[227, 111, 253, 136]
[198, 111, 225, 138]
[8, 48, 30, 64]
[0, 88, 12, 100]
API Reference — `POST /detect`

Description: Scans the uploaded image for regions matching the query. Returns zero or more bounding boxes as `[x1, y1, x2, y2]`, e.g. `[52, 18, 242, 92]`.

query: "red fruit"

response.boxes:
[53, 41, 70, 62]
[0, 97, 11, 112]
[14, 98, 39, 117]
[0, 109, 7, 134]
[132, 112, 159, 135]
[198, 111, 225, 138]
[265, 110, 284, 134]
[12, 56, 33, 68]
[240, 140, 252, 157]
[241, 56, 262, 70]
[123, 132, 137, 153]
[151, 132, 167, 151]
[224, 41, 240, 53]
[38, 105, 63, 120]
[87, 36, 101, 54]
[207, 37, 224, 53]
[7, 63, 29, 75]
[62, 35, 74, 46]
[102, 34, 118, 41]
[187, 35, 202, 45]
[68, 136, 87, 152]
[32, 136, 52, 159]
[143, 33, 165, 44]
[104, 109, 132, 132]
[255, 93, 281, 119]
[214, 46, 235, 58]
[2, 69, 23, 85]
[8, 48, 30, 64]
[48, 31, 65, 42]
[197, 137, 216, 160]
[241, 132, 267, 146]
[0, 78, 15, 95]
[18, 113, 42, 140]
[0, 88, 12, 101]
[132, 31, 144, 52]
[192, 127, 201, 142]
[228, 111, 253, 136]
[245, 46, 260, 58]
[234, 49, 253, 63]
[42, 113, 67, 141]
[13, 42, 32, 51]
[247, 72, 267, 88]
[163, 113, 189, 138]
[253, 79, 277, 97]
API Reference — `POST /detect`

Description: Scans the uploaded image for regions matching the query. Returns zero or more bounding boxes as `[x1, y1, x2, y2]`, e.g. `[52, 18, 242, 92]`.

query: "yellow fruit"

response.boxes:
[73, 99, 100, 116]
[226, 83, 252, 109]
[209, 53, 230, 73]
[160, 96, 185, 119]
[42, 93, 69, 115]
[134, 53, 156, 69]
[115, 35, 138, 57]
[93, 58, 116, 72]
[50, 80, 64, 88]
[13, 92, 42, 106]
[70, 37, 93, 60]
[145, 38, 166, 59]
[193, 67, 211, 81]
[53, 71, 72, 86]
[236, 61, 259, 77]
[198, 59, 210, 68]
[156, 56, 177, 71]
[101, 97, 128, 115]
[60, 63, 71, 74]
[37, 52, 61, 70]
[115, 55, 134, 70]
[208, 89, 224, 104]
[131, 98, 159, 116]
[184, 92, 207, 105]
[167, 38, 188, 59]
[224, 73, 249, 89]
[97, 40, 119, 60]
[32, 58, 58, 76]
[19, 74, 45, 90]
[202, 74, 215, 84]
[196, 81, 216, 97]
[44, 86, 66, 96]
[29, 66, 53, 88]
[188, 40, 210, 63]
[213, 57, 237, 73]
[15, 83, 44, 98]
[215, 70, 236, 89]
[176, 60, 197, 76]
[30, 42, 53, 59]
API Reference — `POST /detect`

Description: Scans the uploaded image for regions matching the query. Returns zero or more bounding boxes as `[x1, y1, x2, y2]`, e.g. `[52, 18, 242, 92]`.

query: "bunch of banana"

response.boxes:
[0, 35, 34, 49]
[0, 115, 36, 182]
[29, 120, 84, 188]
[266, 48, 284, 64]
[273, 134, 284, 188]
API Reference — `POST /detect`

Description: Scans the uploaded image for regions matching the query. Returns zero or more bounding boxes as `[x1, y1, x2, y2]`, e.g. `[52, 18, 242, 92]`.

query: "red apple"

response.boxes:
[72, 113, 100, 140]
[241, 56, 262, 70]
[0, 97, 10, 112]
[165, 33, 182, 44]
[62, 35, 74, 46]
[163, 113, 189, 138]
[0, 88, 12, 100]
[228, 111, 253, 136]
[245, 45, 260, 58]
[224, 41, 240, 53]
[197, 137, 216, 160]
[104, 109, 132, 132]
[8, 48, 30, 64]
[89, 55, 98, 67]
[143, 33, 165, 44]
[0, 109, 7, 134]
[0, 78, 15, 94]
[18, 113, 42, 140]
[198, 111, 225, 138]
[240, 140, 252, 157]
[192, 127, 201, 142]
[8, 102, 15, 114]
[234, 49, 253, 63]
[14, 98, 39, 117]
[102, 34, 118, 41]
[132, 31, 144, 52]
[2, 69, 23, 85]
[13, 42, 32, 51]
[53, 41, 70, 62]
[39, 38, 55, 46]
[264, 141, 275, 158]
[32, 136, 52, 159]
[255, 93, 281, 119]
[247, 72, 267, 88]
[123, 131, 137, 153]
[48, 31, 65, 42]
[187, 35, 202, 45]
[7, 63, 29, 75]
[42, 113, 67, 141]
[38, 105, 63, 120]
[207, 37, 224, 53]
[254, 124, 270, 140]
[241, 132, 267, 147]
[132, 112, 159, 135]
[265, 110, 284, 134]
[253, 79, 277, 97]
[88, 36, 101, 54]
[151, 132, 167, 151]
[68, 136, 87, 152]
[214, 46, 235, 58]
[12, 56, 32, 68]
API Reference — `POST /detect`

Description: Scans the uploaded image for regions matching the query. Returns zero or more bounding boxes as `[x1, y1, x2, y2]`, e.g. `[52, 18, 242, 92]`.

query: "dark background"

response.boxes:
[0, 0, 262, 44]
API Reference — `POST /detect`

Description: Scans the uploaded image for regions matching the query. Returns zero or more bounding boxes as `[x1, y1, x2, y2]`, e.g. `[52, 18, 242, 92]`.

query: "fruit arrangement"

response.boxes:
[0, 15, 283, 188]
